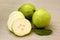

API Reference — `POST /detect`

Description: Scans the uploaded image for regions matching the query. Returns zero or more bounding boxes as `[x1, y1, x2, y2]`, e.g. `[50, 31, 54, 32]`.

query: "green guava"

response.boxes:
[18, 3, 35, 20]
[32, 8, 51, 28]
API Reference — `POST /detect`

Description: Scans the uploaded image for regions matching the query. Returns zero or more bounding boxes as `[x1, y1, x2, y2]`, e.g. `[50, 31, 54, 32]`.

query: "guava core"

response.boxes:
[32, 8, 51, 28]
[18, 3, 35, 19]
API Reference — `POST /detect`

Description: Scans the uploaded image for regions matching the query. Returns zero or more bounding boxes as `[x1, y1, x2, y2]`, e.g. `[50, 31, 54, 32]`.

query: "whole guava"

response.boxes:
[32, 8, 51, 28]
[18, 3, 35, 20]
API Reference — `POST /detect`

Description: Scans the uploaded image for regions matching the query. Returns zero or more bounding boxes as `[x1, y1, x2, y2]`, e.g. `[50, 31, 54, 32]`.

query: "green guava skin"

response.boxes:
[32, 8, 51, 28]
[18, 3, 35, 20]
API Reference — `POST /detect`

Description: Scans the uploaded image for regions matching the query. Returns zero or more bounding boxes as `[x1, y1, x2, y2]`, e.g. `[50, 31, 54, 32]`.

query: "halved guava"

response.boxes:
[7, 11, 25, 31]
[12, 19, 32, 36]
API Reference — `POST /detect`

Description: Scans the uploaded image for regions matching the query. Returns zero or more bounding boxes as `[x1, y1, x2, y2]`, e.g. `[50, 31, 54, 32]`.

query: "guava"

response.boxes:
[32, 8, 51, 28]
[12, 19, 32, 36]
[18, 3, 35, 20]
[7, 11, 25, 31]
